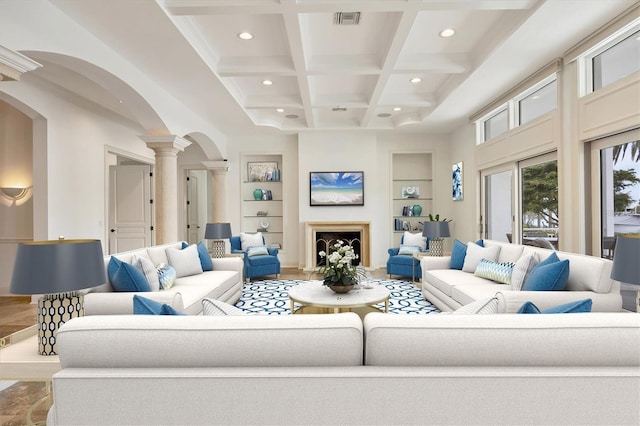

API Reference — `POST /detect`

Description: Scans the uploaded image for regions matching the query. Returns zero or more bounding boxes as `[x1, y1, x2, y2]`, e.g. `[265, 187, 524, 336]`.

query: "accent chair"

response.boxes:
[230, 235, 281, 282]
[386, 234, 429, 280]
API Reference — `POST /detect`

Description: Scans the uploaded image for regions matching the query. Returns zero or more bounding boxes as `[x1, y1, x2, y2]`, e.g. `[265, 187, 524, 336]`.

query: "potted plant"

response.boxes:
[317, 240, 366, 293]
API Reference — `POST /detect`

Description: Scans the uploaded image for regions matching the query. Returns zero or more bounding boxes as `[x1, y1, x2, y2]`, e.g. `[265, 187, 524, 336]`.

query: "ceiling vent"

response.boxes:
[332, 106, 347, 112]
[334, 12, 361, 25]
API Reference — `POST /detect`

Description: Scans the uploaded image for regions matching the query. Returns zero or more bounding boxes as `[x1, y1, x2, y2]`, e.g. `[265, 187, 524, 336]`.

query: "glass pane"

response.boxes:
[521, 160, 558, 249]
[484, 108, 508, 141]
[519, 80, 557, 125]
[600, 140, 640, 259]
[484, 170, 512, 242]
[593, 30, 640, 91]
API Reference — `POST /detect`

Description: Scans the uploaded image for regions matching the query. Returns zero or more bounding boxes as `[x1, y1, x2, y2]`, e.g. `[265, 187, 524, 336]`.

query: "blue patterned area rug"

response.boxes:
[235, 279, 440, 315]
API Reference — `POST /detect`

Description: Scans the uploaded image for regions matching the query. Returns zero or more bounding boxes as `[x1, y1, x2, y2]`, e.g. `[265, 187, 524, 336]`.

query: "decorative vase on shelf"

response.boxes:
[412, 204, 422, 217]
[253, 189, 263, 200]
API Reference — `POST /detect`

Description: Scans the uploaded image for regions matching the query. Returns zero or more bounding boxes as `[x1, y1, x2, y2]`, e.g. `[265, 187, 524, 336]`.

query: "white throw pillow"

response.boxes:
[202, 298, 251, 316]
[240, 232, 264, 251]
[132, 254, 160, 291]
[403, 231, 427, 250]
[453, 297, 499, 314]
[462, 242, 501, 273]
[166, 244, 203, 278]
[510, 253, 539, 291]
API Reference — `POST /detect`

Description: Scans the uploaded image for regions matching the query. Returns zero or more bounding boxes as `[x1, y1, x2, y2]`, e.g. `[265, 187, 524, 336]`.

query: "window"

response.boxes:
[592, 30, 640, 91]
[483, 108, 508, 141]
[518, 79, 557, 126]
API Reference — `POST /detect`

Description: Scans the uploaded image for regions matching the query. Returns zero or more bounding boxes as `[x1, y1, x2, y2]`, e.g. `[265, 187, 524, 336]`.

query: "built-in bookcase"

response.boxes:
[391, 153, 433, 246]
[241, 154, 284, 250]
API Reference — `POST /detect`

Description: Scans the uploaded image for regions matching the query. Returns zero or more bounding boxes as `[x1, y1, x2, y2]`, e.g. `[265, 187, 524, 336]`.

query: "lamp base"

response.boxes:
[429, 238, 445, 256]
[37, 292, 84, 355]
[211, 239, 226, 258]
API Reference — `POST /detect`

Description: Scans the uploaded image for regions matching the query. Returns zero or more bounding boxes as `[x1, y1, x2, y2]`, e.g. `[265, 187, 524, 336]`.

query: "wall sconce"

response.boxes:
[0, 186, 32, 206]
[1, 187, 29, 200]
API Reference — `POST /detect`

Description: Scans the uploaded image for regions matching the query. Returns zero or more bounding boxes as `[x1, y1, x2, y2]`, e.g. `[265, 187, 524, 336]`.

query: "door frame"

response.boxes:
[104, 145, 155, 253]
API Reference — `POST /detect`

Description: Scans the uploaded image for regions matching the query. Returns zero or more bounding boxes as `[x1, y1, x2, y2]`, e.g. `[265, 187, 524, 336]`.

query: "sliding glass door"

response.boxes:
[481, 168, 513, 242]
[520, 154, 559, 249]
[591, 130, 640, 258]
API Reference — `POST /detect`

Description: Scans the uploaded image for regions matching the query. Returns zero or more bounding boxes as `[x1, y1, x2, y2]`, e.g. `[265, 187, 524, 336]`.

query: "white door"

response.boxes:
[480, 167, 514, 243]
[109, 165, 152, 254]
[187, 175, 200, 244]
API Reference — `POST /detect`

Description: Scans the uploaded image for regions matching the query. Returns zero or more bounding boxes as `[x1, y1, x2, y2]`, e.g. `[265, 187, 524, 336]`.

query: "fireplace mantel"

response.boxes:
[304, 221, 370, 270]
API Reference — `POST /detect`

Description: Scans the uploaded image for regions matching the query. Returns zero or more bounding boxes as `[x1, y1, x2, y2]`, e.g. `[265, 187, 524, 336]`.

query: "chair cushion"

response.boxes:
[247, 246, 269, 257]
[387, 254, 416, 266]
[398, 246, 421, 255]
[403, 231, 427, 250]
[248, 254, 278, 266]
[240, 232, 264, 250]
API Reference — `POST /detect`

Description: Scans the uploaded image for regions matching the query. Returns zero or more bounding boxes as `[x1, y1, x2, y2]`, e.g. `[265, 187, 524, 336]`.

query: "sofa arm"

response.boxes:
[420, 256, 452, 271]
[84, 291, 184, 315]
[495, 290, 623, 313]
[212, 256, 243, 274]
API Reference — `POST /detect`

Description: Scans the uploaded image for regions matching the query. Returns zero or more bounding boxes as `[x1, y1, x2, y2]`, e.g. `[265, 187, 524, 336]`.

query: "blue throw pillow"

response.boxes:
[523, 257, 569, 291]
[517, 298, 592, 314]
[182, 241, 214, 271]
[109, 257, 151, 292]
[450, 239, 484, 270]
[133, 294, 183, 315]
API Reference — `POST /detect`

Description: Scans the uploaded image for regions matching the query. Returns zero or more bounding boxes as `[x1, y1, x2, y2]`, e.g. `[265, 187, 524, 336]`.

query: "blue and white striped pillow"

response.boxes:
[474, 259, 515, 284]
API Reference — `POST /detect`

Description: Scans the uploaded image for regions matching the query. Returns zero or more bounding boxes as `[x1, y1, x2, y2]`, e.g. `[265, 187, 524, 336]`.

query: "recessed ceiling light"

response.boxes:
[377, 113, 391, 118]
[531, 95, 540, 100]
[285, 114, 299, 119]
[439, 28, 455, 38]
[276, 108, 285, 112]
[262, 79, 273, 86]
[393, 107, 402, 111]
[238, 32, 253, 40]
[332, 106, 347, 112]
[410, 77, 422, 83]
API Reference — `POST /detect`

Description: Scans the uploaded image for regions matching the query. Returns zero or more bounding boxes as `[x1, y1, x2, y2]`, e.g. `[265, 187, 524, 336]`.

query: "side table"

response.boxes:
[0, 326, 61, 425]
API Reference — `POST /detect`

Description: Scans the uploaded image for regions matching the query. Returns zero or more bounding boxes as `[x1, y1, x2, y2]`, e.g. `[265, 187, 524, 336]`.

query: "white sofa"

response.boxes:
[47, 312, 640, 425]
[83, 242, 244, 315]
[421, 239, 622, 313]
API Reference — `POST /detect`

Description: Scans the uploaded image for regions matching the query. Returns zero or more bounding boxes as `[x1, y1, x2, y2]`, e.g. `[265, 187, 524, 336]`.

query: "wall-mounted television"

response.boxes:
[310, 171, 364, 206]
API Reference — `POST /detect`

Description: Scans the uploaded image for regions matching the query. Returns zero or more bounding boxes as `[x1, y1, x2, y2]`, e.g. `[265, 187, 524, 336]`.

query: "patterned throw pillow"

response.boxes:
[474, 259, 515, 284]
[453, 297, 499, 314]
[247, 246, 269, 257]
[132, 254, 160, 291]
[156, 263, 177, 290]
[202, 298, 251, 316]
[398, 245, 421, 255]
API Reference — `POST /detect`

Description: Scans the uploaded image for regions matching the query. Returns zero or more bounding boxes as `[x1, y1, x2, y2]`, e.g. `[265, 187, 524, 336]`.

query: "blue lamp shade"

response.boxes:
[611, 234, 640, 286]
[10, 239, 106, 355]
[204, 223, 232, 240]
[422, 221, 451, 239]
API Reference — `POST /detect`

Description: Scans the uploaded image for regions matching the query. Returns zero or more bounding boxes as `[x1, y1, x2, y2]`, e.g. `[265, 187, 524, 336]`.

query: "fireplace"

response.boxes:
[304, 222, 370, 270]
[315, 231, 361, 266]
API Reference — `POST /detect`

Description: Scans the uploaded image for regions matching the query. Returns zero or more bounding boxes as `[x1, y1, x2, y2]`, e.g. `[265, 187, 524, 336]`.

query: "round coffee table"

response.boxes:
[288, 281, 389, 316]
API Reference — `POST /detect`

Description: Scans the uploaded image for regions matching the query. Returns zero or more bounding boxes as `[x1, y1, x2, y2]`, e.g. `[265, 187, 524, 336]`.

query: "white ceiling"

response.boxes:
[45, 0, 637, 136]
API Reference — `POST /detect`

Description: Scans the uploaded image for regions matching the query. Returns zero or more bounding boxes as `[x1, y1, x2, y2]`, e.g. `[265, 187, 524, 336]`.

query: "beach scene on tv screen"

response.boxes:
[311, 172, 363, 205]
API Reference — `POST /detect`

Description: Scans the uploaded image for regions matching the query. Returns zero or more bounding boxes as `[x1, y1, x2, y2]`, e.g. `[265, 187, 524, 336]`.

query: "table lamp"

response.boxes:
[10, 239, 106, 355]
[205, 222, 232, 258]
[422, 221, 451, 256]
[611, 233, 640, 312]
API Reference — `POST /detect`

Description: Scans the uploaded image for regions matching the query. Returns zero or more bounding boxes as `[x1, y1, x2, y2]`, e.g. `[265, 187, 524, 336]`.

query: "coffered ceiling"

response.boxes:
[47, 0, 637, 135]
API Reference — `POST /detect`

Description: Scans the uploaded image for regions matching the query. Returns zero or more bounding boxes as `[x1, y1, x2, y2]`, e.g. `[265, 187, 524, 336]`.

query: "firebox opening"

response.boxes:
[315, 231, 361, 267]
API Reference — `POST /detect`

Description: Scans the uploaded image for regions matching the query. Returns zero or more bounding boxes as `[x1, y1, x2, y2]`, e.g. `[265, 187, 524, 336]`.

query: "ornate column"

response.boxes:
[202, 160, 229, 223]
[141, 135, 191, 244]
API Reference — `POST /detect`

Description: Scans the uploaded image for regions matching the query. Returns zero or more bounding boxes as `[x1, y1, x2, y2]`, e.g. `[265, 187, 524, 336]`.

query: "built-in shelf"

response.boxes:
[391, 153, 434, 246]
[241, 154, 284, 250]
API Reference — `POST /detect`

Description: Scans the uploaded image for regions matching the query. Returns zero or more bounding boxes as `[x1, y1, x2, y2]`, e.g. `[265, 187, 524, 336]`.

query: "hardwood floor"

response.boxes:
[0, 267, 390, 425]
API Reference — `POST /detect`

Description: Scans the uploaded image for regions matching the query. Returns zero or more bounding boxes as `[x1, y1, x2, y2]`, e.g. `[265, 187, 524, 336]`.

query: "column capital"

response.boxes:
[202, 160, 229, 173]
[140, 135, 191, 155]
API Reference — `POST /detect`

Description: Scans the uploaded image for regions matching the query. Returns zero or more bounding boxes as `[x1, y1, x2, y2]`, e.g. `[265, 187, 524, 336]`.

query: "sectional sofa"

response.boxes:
[421, 239, 622, 313]
[47, 312, 640, 425]
[83, 242, 243, 315]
